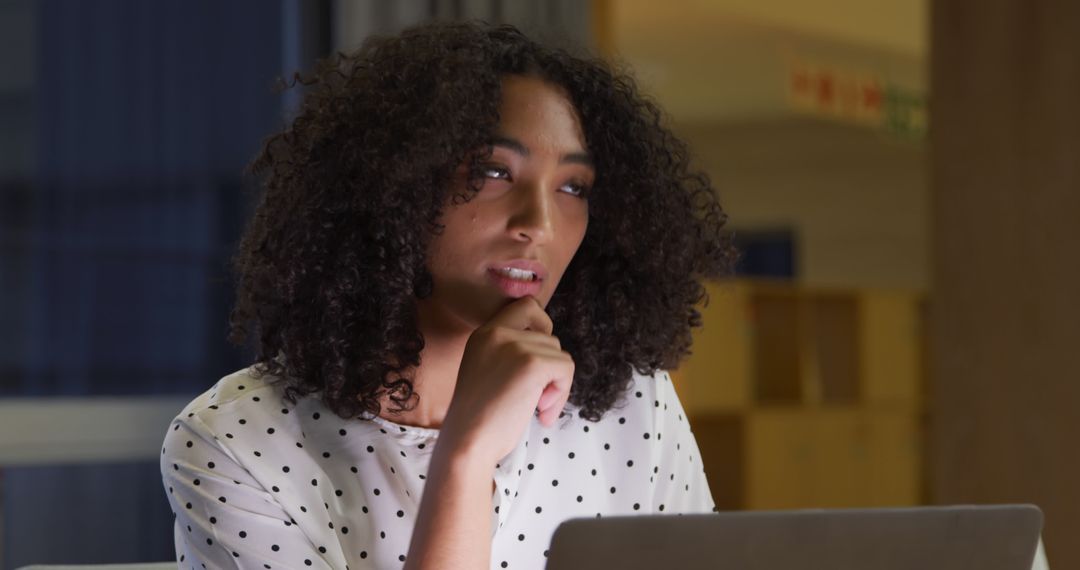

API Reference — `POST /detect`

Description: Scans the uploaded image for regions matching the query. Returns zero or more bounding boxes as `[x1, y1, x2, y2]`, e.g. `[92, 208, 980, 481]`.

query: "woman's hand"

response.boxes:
[439, 295, 575, 467]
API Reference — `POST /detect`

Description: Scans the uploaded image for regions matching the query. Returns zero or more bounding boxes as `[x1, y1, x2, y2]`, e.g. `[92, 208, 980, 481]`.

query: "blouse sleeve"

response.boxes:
[648, 370, 718, 515]
[160, 413, 336, 569]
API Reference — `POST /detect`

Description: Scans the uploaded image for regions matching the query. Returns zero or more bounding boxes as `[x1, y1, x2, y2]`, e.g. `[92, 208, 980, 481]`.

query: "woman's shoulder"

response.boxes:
[161, 366, 335, 472]
[173, 365, 284, 423]
[611, 366, 679, 416]
[559, 367, 677, 430]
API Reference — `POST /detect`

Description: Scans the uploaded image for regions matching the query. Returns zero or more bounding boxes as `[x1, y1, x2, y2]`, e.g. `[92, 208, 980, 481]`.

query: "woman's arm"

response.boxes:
[404, 296, 576, 569]
[161, 413, 340, 569]
[403, 435, 496, 570]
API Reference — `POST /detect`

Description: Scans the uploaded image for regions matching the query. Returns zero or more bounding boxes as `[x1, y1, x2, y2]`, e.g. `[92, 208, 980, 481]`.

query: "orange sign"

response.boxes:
[788, 61, 926, 139]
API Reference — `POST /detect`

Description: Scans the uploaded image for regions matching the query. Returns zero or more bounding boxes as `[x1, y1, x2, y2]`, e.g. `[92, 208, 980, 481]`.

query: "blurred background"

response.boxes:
[1, 0, 1076, 567]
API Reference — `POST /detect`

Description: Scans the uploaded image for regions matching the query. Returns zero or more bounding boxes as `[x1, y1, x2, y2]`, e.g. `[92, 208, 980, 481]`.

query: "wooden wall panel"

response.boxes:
[931, 0, 1080, 566]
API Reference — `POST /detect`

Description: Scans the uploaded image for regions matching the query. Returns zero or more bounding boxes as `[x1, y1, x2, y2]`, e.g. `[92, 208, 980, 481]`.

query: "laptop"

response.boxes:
[545, 504, 1044, 570]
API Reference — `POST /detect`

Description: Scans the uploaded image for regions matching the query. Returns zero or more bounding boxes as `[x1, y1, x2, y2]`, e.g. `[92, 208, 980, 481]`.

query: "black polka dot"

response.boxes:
[397, 510, 405, 517]
[266, 427, 275, 434]
[518, 533, 525, 541]
[209, 517, 217, 524]
[239, 531, 247, 538]
[271, 544, 279, 552]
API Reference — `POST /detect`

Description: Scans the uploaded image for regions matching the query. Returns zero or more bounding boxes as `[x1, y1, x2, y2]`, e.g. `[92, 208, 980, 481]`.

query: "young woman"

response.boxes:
[161, 20, 737, 570]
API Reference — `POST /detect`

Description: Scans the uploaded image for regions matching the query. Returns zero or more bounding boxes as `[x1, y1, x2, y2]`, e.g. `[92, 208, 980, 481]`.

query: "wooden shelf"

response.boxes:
[673, 279, 926, 510]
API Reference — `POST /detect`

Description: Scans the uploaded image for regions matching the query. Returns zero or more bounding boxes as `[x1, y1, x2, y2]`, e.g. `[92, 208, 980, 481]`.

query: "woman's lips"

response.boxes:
[486, 268, 543, 298]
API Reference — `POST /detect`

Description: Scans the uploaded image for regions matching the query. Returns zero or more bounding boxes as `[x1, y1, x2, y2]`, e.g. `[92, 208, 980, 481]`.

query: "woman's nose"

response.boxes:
[506, 180, 555, 243]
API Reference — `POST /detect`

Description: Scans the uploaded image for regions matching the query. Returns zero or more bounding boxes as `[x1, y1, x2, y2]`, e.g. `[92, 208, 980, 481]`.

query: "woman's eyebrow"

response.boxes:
[490, 135, 594, 167]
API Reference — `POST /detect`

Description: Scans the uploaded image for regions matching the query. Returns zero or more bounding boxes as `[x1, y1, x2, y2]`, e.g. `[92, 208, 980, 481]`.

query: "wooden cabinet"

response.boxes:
[673, 279, 926, 510]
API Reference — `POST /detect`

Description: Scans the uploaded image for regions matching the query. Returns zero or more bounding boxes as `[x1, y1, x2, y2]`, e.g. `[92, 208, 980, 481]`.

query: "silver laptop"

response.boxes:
[546, 504, 1043, 570]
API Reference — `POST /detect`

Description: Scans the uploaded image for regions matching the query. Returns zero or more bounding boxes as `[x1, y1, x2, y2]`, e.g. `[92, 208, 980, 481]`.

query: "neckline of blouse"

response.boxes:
[364, 413, 441, 441]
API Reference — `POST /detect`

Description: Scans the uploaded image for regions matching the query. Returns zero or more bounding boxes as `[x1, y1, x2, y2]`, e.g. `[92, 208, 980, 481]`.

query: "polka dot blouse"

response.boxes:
[160, 366, 717, 569]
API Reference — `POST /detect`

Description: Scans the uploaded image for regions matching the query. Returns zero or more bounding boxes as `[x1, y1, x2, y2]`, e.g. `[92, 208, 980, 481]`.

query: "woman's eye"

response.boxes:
[482, 166, 511, 180]
[562, 181, 591, 199]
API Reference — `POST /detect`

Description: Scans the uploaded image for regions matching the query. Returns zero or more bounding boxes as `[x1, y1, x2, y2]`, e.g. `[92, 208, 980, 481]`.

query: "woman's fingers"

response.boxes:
[534, 354, 575, 427]
[492, 296, 553, 335]
[536, 382, 562, 414]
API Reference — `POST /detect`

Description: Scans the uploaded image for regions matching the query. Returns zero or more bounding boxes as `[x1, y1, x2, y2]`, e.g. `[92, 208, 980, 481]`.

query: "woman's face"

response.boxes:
[420, 74, 595, 332]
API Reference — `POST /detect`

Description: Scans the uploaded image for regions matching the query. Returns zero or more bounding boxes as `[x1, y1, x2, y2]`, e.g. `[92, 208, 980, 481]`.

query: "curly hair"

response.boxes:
[228, 20, 739, 422]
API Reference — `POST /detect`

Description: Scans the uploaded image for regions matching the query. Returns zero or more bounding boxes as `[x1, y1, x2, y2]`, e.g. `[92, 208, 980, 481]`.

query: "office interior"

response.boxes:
[0, 0, 1076, 567]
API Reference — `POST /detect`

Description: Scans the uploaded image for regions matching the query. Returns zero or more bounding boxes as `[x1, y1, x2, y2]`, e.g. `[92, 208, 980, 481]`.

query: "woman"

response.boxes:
[161, 20, 737, 570]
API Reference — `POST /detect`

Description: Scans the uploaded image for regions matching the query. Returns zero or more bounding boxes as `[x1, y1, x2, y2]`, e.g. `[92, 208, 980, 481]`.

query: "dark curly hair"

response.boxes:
[228, 20, 739, 422]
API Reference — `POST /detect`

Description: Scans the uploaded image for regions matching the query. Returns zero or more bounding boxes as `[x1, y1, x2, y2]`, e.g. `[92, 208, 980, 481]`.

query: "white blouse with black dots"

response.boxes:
[160, 366, 717, 569]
